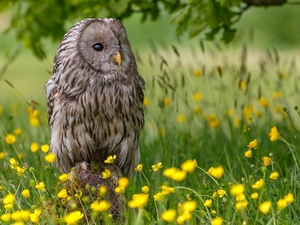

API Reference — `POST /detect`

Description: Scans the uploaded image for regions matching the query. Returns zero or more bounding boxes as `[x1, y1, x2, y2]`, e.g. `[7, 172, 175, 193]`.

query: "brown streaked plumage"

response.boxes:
[45, 18, 144, 176]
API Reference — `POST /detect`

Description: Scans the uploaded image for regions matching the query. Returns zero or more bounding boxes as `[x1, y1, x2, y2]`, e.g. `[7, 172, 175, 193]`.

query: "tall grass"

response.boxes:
[0, 43, 299, 224]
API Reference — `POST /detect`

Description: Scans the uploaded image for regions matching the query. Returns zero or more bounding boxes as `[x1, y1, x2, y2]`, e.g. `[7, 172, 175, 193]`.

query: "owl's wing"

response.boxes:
[136, 74, 145, 103]
[45, 78, 57, 126]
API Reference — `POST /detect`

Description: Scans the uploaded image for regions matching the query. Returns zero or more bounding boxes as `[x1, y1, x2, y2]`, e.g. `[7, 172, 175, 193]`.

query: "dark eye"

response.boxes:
[93, 43, 104, 51]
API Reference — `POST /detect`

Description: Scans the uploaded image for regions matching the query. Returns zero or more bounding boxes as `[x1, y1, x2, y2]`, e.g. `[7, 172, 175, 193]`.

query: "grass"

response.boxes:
[0, 42, 300, 225]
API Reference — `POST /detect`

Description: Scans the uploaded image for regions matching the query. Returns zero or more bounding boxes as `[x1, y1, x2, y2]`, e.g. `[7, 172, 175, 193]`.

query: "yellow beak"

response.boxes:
[113, 51, 122, 66]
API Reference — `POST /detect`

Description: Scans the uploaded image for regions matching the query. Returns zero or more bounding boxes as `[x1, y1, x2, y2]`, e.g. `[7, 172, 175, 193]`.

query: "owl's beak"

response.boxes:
[113, 51, 122, 66]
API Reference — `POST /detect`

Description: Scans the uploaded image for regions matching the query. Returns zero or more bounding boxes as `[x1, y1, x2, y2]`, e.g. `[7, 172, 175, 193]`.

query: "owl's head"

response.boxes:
[55, 18, 137, 79]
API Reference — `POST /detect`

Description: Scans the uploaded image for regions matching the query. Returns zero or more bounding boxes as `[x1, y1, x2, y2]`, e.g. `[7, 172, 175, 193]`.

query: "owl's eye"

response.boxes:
[93, 43, 104, 51]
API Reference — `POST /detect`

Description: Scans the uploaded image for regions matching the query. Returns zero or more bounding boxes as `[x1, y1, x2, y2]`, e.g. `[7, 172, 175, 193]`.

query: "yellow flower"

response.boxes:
[279, 72, 286, 79]
[243, 105, 253, 119]
[212, 192, 218, 198]
[161, 209, 176, 223]
[98, 186, 107, 197]
[251, 178, 264, 189]
[181, 159, 197, 173]
[35, 182, 45, 191]
[11, 210, 30, 222]
[211, 217, 223, 225]
[64, 211, 84, 225]
[102, 169, 111, 179]
[277, 199, 287, 210]
[269, 126, 280, 141]
[29, 209, 41, 223]
[259, 201, 272, 214]
[16, 166, 26, 176]
[193, 107, 202, 114]
[14, 128, 22, 136]
[128, 193, 149, 208]
[230, 184, 245, 197]
[135, 164, 143, 171]
[193, 92, 202, 102]
[259, 97, 270, 108]
[3, 193, 15, 205]
[244, 149, 252, 158]
[21, 189, 30, 198]
[239, 79, 247, 90]
[118, 177, 129, 188]
[41, 144, 49, 153]
[262, 156, 272, 166]
[104, 155, 116, 164]
[273, 91, 282, 99]
[143, 98, 150, 107]
[91, 200, 111, 212]
[0, 152, 5, 159]
[193, 69, 202, 77]
[29, 116, 40, 127]
[10, 158, 18, 169]
[5, 134, 16, 144]
[30, 142, 40, 152]
[176, 211, 192, 225]
[142, 186, 149, 193]
[269, 171, 279, 180]
[154, 192, 164, 201]
[58, 188, 69, 199]
[4, 204, 13, 210]
[203, 199, 212, 207]
[251, 192, 258, 200]
[163, 167, 186, 181]
[1, 213, 11, 222]
[151, 162, 163, 172]
[284, 193, 294, 203]
[235, 200, 248, 210]
[217, 189, 226, 198]
[161, 185, 175, 195]
[163, 97, 171, 106]
[247, 139, 257, 148]
[44, 153, 56, 163]
[115, 186, 125, 194]
[177, 115, 187, 123]
[59, 173, 70, 182]
[207, 166, 224, 179]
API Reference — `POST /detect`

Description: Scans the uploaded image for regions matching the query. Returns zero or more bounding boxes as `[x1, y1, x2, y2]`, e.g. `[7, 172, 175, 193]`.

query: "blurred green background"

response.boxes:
[0, 4, 300, 106]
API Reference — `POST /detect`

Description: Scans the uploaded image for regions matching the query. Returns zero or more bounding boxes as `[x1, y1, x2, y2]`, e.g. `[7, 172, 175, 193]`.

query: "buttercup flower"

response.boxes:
[161, 209, 176, 222]
[151, 162, 163, 172]
[135, 164, 143, 171]
[1, 213, 11, 222]
[35, 182, 45, 191]
[217, 189, 226, 198]
[45, 153, 56, 163]
[64, 211, 84, 225]
[163, 167, 186, 181]
[59, 173, 70, 182]
[161, 185, 175, 195]
[16, 166, 26, 176]
[259, 201, 272, 214]
[41, 144, 49, 153]
[3, 193, 15, 205]
[14, 128, 22, 136]
[11, 210, 30, 222]
[193, 69, 202, 77]
[211, 217, 223, 225]
[203, 199, 212, 207]
[247, 139, 257, 148]
[102, 169, 111, 179]
[181, 159, 197, 173]
[230, 184, 245, 197]
[251, 178, 264, 189]
[207, 166, 224, 179]
[104, 155, 116, 164]
[262, 156, 272, 166]
[177, 115, 187, 123]
[154, 192, 164, 201]
[128, 193, 149, 208]
[142, 186, 149, 193]
[244, 149, 252, 158]
[193, 92, 202, 102]
[269, 126, 280, 141]
[259, 97, 269, 108]
[91, 200, 111, 212]
[21, 189, 30, 198]
[5, 134, 16, 144]
[251, 192, 258, 200]
[143, 98, 150, 107]
[269, 171, 279, 180]
[284, 193, 294, 203]
[29, 209, 41, 223]
[30, 142, 40, 152]
[58, 189, 69, 199]
[277, 199, 287, 210]
[163, 97, 171, 106]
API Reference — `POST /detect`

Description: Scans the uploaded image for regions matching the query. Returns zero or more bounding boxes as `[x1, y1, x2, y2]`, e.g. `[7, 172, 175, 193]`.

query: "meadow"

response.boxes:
[0, 41, 300, 225]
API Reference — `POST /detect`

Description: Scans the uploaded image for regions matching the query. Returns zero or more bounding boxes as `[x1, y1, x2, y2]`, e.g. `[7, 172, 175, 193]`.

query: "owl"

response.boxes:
[45, 18, 145, 177]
